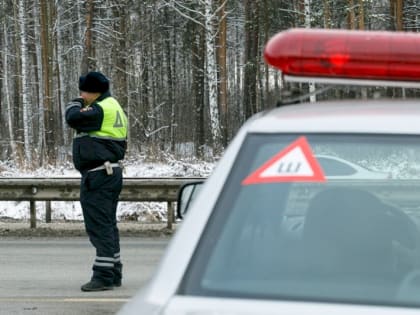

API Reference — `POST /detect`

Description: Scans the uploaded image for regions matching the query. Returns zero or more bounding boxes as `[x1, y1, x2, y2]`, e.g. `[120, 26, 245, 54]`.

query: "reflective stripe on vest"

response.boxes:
[88, 97, 128, 141]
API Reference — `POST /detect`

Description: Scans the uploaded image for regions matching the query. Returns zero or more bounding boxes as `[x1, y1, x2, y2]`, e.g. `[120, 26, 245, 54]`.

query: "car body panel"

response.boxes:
[249, 101, 420, 134]
[128, 126, 249, 306]
[162, 296, 420, 315]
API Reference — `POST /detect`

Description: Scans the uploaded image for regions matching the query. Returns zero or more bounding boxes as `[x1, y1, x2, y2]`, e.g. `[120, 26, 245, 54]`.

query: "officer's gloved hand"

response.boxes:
[66, 98, 85, 111]
[71, 98, 85, 106]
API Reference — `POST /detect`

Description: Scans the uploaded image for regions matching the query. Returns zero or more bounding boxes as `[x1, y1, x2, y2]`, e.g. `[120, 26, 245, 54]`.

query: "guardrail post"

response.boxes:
[30, 201, 36, 228]
[46, 201, 51, 223]
[167, 201, 173, 230]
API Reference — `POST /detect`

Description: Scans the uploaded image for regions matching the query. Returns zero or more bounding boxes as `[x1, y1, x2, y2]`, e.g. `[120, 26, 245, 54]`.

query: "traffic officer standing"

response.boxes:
[65, 71, 128, 291]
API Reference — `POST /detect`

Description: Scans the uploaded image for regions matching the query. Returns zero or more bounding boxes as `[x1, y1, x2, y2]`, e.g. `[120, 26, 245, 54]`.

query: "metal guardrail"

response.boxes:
[3, 178, 418, 229]
[0, 177, 205, 229]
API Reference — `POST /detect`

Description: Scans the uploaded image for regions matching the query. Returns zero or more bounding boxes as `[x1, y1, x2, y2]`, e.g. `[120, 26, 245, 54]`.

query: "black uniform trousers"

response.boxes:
[80, 167, 123, 285]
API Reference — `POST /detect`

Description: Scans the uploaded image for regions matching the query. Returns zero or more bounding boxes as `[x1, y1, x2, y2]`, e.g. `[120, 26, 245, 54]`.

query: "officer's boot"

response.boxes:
[114, 262, 123, 287]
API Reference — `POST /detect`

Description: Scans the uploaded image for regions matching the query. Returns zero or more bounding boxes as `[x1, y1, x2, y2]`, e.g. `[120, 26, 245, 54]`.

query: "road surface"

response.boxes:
[0, 237, 170, 315]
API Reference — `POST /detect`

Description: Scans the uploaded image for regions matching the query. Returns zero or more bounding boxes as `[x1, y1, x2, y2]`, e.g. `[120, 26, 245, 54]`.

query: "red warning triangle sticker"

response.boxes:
[242, 136, 326, 185]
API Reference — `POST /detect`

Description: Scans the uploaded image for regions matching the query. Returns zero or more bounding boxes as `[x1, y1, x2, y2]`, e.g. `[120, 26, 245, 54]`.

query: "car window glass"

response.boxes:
[317, 157, 356, 175]
[180, 133, 420, 308]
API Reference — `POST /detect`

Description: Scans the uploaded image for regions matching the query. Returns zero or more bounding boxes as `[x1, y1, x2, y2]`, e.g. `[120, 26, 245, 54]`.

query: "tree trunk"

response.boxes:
[192, 24, 205, 158]
[114, 4, 128, 107]
[164, 6, 176, 153]
[34, 1, 46, 166]
[395, 0, 404, 31]
[81, 0, 95, 73]
[2, 5, 17, 161]
[204, 0, 222, 153]
[54, 2, 69, 158]
[358, 0, 365, 29]
[18, 0, 32, 166]
[217, 0, 228, 147]
[244, 0, 259, 118]
[40, 0, 56, 164]
[347, 0, 356, 29]
[323, 0, 331, 28]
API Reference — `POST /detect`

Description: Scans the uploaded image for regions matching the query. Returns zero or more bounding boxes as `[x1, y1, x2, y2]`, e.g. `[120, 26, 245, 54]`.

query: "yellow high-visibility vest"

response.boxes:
[89, 97, 128, 140]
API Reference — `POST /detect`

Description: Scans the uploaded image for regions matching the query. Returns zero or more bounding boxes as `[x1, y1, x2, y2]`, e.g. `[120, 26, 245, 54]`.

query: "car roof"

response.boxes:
[246, 99, 420, 134]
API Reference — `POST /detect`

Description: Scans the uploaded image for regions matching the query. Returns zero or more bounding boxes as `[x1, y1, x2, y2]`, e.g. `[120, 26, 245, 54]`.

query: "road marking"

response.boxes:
[0, 297, 130, 303]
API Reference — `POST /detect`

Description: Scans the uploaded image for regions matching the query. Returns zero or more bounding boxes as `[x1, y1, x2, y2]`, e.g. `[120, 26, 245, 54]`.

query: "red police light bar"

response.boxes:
[264, 28, 420, 87]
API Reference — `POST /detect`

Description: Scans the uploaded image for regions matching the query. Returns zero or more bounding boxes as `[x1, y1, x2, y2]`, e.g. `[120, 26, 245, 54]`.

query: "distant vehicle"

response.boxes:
[118, 29, 420, 315]
[315, 154, 391, 179]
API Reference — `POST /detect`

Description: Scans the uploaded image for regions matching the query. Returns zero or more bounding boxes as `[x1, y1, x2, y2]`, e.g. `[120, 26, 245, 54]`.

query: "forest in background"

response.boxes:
[0, 0, 419, 169]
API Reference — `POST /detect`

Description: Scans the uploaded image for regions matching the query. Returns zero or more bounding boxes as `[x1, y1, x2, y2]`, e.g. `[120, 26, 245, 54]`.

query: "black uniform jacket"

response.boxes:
[65, 91, 127, 173]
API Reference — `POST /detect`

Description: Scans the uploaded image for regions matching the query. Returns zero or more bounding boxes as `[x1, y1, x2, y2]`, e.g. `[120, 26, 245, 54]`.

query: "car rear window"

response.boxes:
[317, 156, 356, 175]
[179, 133, 420, 307]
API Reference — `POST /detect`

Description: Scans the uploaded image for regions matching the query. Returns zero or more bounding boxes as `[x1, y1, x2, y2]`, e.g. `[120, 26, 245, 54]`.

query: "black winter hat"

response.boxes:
[79, 71, 109, 93]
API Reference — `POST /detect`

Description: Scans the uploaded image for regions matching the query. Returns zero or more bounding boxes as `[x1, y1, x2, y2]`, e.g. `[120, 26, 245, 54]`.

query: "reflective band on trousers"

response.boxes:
[94, 255, 120, 268]
[94, 261, 115, 268]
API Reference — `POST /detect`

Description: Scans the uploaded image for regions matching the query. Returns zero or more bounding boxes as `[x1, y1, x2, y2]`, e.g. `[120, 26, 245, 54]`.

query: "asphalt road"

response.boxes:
[0, 237, 170, 315]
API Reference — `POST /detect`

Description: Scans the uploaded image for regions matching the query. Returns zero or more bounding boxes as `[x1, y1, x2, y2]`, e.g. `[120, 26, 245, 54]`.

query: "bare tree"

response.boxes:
[323, 0, 331, 28]
[81, 0, 95, 73]
[1, 0, 17, 161]
[17, 0, 33, 166]
[243, 0, 259, 118]
[217, 0, 228, 147]
[38, 0, 50, 164]
[204, 0, 222, 152]
[55, 0, 70, 156]
[390, 0, 404, 31]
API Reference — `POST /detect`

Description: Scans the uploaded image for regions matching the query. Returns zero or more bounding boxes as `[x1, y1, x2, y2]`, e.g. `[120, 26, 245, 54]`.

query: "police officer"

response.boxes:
[65, 71, 128, 292]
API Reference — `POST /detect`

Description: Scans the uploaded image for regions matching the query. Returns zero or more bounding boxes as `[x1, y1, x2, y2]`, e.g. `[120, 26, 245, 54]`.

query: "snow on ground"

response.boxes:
[0, 156, 215, 223]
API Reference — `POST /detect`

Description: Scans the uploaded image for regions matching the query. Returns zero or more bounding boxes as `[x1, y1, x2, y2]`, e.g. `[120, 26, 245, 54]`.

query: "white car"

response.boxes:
[315, 154, 391, 179]
[118, 29, 420, 315]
